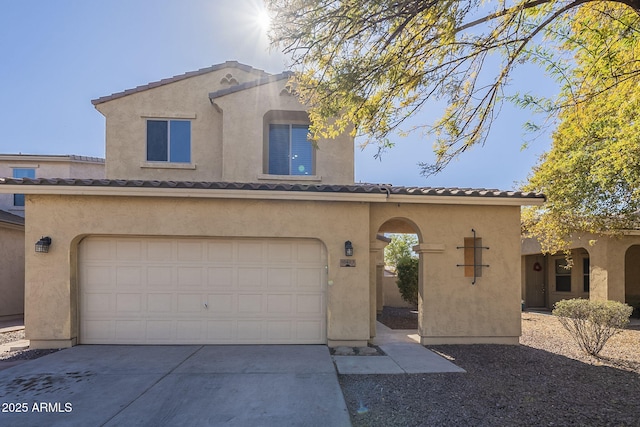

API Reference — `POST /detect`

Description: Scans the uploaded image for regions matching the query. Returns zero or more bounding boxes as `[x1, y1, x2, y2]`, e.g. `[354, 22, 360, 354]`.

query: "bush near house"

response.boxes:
[396, 256, 419, 307]
[552, 298, 633, 357]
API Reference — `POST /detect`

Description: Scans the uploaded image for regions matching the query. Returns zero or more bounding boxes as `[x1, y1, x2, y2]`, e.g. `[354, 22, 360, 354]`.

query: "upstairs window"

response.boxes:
[268, 124, 313, 175]
[146, 119, 191, 163]
[12, 168, 35, 207]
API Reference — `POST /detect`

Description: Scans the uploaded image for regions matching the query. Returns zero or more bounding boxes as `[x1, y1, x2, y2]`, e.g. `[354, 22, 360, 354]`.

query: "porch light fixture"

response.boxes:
[35, 236, 52, 253]
[344, 241, 354, 257]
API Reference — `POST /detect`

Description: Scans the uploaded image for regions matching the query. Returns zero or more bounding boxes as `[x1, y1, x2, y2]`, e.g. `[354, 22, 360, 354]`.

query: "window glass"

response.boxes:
[290, 125, 312, 175]
[169, 120, 191, 163]
[269, 124, 290, 175]
[12, 168, 35, 207]
[268, 124, 312, 175]
[147, 120, 168, 161]
[146, 119, 191, 163]
[555, 259, 571, 292]
[583, 257, 590, 292]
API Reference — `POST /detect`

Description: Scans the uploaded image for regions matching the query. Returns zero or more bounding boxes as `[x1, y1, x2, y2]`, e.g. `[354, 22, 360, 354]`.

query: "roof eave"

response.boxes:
[0, 183, 545, 206]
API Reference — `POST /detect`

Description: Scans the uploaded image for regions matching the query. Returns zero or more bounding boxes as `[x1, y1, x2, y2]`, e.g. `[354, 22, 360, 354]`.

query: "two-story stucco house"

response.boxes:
[0, 61, 544, 349]
[0, 154, 104, 318]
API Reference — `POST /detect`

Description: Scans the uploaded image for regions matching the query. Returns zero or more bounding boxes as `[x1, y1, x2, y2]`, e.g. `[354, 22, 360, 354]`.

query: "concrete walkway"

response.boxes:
[332, 322, 465, 374]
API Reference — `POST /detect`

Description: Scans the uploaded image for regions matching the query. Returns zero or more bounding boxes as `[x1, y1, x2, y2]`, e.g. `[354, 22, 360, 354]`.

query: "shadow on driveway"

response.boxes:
[0, 345, 351, 427]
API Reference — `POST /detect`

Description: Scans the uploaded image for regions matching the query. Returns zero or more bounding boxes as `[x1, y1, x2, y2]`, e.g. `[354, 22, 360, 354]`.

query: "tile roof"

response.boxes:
[0, 209, 25, 226]
[91, 61, 271, 105]
[0, 178, 545, 201]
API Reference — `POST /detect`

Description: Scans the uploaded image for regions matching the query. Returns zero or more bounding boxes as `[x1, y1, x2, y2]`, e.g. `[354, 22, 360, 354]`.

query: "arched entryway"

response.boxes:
[372, 217, 423, 337]
[625, 245, 640, 317]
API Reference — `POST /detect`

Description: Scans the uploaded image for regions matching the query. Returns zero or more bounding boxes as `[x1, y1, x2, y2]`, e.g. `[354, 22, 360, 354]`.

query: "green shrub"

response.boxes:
[552, 298, 633, 356]
[396, 256, 419, 306]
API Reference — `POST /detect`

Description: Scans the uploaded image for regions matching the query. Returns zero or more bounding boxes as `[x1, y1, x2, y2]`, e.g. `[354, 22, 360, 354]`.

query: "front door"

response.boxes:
[526, 255, 546, 308]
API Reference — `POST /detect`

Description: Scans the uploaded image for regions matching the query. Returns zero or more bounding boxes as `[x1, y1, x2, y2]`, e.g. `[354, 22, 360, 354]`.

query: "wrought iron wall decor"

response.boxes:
[456, 229, 489, 285]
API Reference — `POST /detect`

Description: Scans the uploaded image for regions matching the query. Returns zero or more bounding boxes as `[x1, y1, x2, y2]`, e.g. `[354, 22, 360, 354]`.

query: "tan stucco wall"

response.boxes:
[24, 194, 371, 348]
[371, 204, 523, 345]
[95, 68, 354, 184]
[523, 232, 640, 308]
[0, 223, 25, 317]
[383, 272, 413, 308]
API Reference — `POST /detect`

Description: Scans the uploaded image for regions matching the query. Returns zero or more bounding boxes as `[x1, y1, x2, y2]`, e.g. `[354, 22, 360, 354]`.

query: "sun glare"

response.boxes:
[255, 8, 271, 33]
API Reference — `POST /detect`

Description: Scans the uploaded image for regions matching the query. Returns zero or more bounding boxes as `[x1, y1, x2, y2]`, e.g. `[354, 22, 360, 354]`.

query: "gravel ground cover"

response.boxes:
[0, 329, 59, 362]
[341, 309, 640, 426]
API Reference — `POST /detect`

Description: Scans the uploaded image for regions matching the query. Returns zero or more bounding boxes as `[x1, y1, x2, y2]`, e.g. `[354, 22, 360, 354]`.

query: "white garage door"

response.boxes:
[79, 236, 327, 344]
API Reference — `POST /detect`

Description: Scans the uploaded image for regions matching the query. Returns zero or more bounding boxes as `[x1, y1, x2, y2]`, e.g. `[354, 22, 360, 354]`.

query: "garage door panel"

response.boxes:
[207, 241, 234, 262]
[84, 293, 113, 313]
[208, 267, 233, 287]
[80, 237, 326, 344]
[177, 266, 204, 288]
[237, 242, 263, 262]
[267, 294, 292, 313]
[297, 268, 324, 289]
[147, 266, 173, 287]
[147, 320, 175, 341]
[177, 294, 203, 313]
[148, 294, 173, 313]
[268, 242, 293, 262]
[84, 265, 113, 289]
[238, 268, 263, 288]
[116, 240, 142, 261]
[207, 320, 234, 340]
[115, 320, 144, 341]
[115, 293, 143, 312]
[208, 294, 234, 313]
[296, 294, 323, 315]
[267, 268, 293, 288]
[116, 266, 142, 287]
[238, 294, 263, 313]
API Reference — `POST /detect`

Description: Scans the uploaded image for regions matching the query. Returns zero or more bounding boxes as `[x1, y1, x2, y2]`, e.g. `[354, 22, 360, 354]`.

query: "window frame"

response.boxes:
[146, 119, 192, 164]
[268, 123, 314, 176]
[583, 257, 590, 293]
[554, 258, 572, 292]
[263, 110, 315, 177]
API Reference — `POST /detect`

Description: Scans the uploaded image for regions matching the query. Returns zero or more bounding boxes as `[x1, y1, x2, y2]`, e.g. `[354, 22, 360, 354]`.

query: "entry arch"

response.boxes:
[371, 216, 424, 338]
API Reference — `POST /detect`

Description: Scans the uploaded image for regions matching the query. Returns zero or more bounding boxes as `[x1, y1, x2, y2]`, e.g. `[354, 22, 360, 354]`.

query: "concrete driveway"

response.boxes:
[0, 345, 351, 426]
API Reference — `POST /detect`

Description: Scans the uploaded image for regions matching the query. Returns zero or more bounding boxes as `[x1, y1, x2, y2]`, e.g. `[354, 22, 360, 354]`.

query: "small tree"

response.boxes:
[553, 298, 633, 357]
[396, 256, 419, 307]
[384, 234, 418, 270]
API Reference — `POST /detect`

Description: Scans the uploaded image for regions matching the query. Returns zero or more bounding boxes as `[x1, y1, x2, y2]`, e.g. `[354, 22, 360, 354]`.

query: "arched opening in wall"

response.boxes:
[624, 245, 640, 318]
[375, 218, 421, 333]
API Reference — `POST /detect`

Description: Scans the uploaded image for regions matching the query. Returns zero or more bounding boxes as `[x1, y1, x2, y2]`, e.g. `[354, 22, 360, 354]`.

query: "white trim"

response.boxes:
[257, 174, 321, 182]
[9, 164, 40, 169]
[0, 184, 545, 206]
[140, 113, 197, 119]
[140, 162, 197, 170]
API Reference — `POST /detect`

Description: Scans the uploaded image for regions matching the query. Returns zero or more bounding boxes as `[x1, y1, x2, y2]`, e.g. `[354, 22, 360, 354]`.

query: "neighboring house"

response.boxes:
[0, 155, 104, 318]
[0, 154, 105, 217]
[522, 233, 640, 315]
[0, 61, 544, 349]
[0, 210, 25, 318]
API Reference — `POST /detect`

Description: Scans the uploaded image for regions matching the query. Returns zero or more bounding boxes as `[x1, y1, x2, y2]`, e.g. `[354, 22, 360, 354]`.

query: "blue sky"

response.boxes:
[0, 0, 557, 190]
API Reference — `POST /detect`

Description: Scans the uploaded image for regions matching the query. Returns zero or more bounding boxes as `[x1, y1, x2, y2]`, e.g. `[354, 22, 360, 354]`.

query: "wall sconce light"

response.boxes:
[344, 240, 354, 257]
[35, 236, 52, 253]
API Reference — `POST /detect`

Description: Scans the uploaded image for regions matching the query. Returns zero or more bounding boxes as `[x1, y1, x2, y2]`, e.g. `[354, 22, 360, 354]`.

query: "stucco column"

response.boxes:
[369, 241, 387, 338]
[413, 243, 445, 342]
[587, 239, 626, 302]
